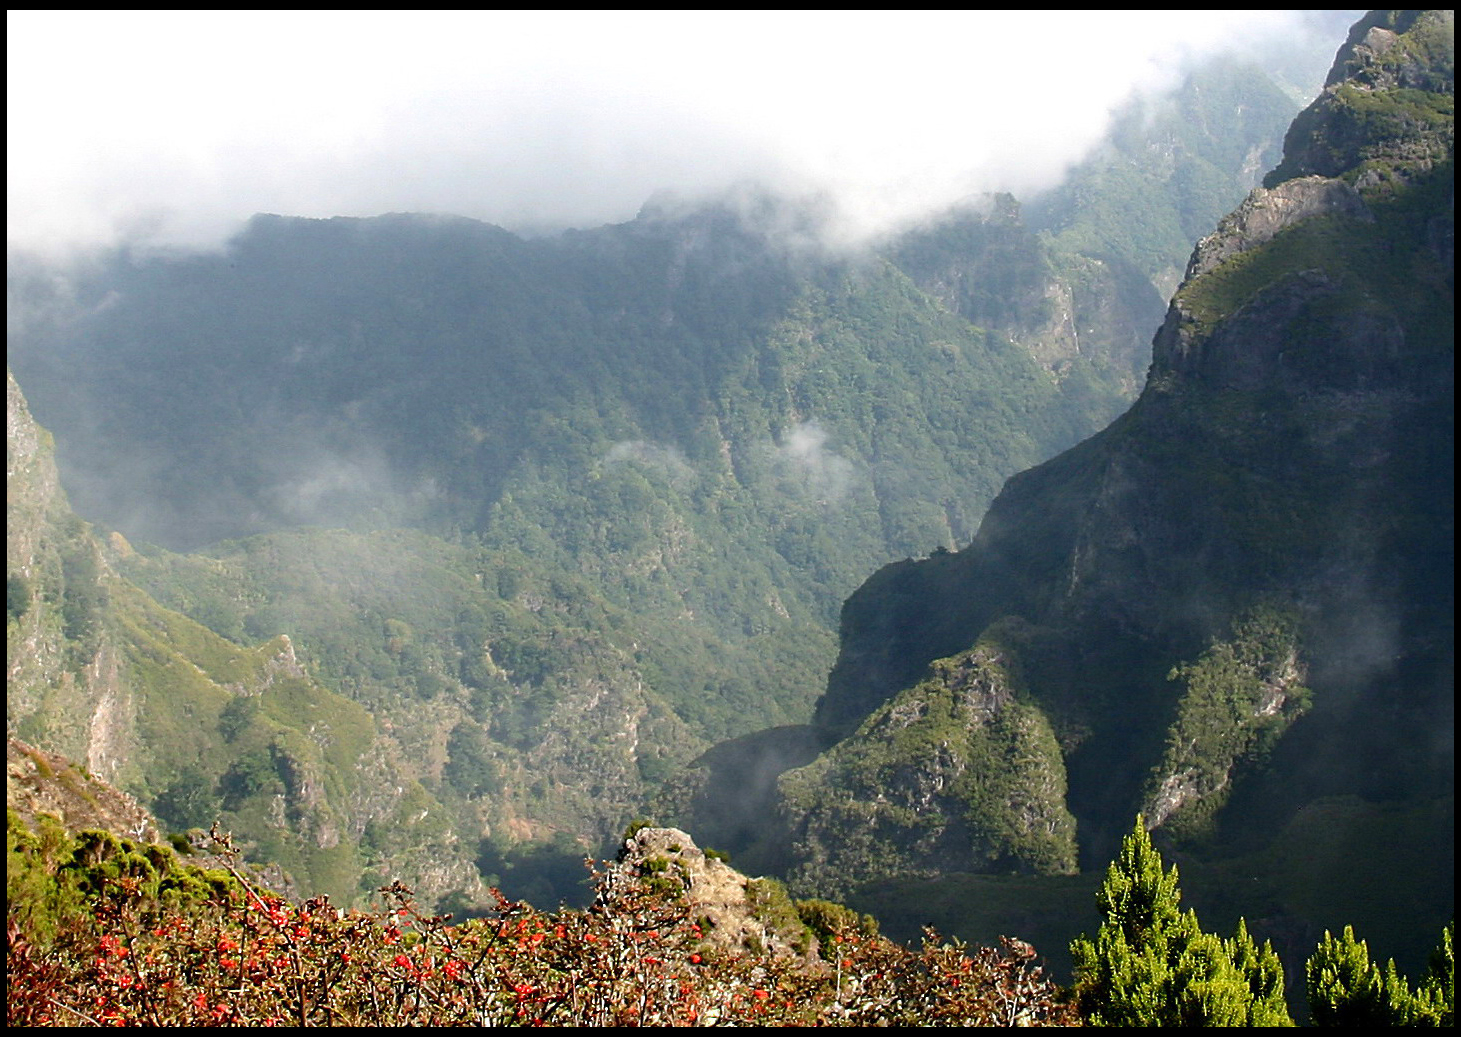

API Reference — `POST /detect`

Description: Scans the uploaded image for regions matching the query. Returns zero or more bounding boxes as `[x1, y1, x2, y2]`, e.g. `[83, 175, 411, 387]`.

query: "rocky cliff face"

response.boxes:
[787, 8, 1452, 901]
[1266, 10, 1453, 188]
[7, 370, 63, 578]
[7, 368, 130, 777]
[1181, 176, 1373, 284]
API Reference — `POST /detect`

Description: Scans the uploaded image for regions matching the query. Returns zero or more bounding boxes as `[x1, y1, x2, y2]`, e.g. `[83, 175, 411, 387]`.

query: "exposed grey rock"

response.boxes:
[1324, 10, 1454, 92]
[1184, 177, 1371, 283]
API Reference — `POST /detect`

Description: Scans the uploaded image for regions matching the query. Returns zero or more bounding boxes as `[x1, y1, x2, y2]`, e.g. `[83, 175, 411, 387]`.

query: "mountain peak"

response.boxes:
[1325, 9, 1455, 91]
[1265, 9, 1453, 188]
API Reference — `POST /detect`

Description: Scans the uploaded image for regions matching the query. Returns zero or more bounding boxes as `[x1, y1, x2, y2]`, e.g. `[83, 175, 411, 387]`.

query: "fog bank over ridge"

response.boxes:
[8, 10, 1356, 255]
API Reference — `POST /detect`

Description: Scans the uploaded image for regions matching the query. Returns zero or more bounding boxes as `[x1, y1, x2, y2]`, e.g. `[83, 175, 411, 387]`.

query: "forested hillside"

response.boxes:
[10, 43, 1330, 915]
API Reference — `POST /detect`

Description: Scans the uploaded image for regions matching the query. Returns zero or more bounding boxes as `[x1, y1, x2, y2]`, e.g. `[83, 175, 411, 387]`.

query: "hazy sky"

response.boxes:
[8, 10, 1352, 254]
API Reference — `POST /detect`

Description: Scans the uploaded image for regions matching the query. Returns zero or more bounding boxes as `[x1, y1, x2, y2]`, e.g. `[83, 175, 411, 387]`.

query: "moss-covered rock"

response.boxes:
[780, 631, 1077, 898]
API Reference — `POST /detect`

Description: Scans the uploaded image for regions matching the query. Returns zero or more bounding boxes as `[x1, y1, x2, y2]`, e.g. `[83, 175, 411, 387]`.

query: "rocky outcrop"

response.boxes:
[780, 639, 1077, 897]
[7, 736, 161, 843]
[1265, 10, 1454, 187]
[1183, 177, 1372, 283]
[606, 826, 812, 958]
[1324, 10, 1455, 94]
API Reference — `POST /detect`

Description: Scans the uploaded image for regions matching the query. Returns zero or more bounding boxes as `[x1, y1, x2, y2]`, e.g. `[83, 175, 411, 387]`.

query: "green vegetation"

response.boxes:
[795, 897, 880, 949]
[1071, 818, 1292, 1026]
[780, 634, 1077, 897]
[1308, 922, 1455, 1025]
[1145, 606, 1311, 841]
[743, 876, 804, 947]
[1073, 822, 1454, 1026]
[7, 810, 239, 951]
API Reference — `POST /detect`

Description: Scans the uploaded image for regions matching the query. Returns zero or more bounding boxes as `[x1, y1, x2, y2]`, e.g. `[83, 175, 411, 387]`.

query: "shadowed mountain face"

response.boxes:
[732, 7, 1452, 981]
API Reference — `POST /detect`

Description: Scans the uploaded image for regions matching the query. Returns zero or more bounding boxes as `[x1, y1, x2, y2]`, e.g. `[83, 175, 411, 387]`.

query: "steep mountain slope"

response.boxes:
[9, 735, 161, 846]
[1029, 58, 1299, 302]
[767, 7, 1452, 974]
[8, 371, 480, 908]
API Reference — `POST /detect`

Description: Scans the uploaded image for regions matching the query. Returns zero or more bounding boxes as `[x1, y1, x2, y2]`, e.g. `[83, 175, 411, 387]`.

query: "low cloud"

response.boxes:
[766, 421, 859, 504]
[7, 10, 1346, 256]
[604, 440, 696, 486]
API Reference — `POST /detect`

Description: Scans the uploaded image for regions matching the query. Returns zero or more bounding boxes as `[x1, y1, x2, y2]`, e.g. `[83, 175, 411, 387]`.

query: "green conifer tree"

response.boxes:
[1307, 921, 1455, 1026]
[1229, 917, 1293, 1026]
[1419, 921, 1455, 1027]
[1071, 817, 1293, 1026]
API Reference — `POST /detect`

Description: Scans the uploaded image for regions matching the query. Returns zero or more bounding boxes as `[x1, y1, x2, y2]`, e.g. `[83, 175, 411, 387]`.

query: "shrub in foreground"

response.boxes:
[6, 820, 1077, 1026]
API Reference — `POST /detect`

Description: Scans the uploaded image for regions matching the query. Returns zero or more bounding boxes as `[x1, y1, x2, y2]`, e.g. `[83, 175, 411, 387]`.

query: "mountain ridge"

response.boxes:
[747, 6, 1450, 981]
